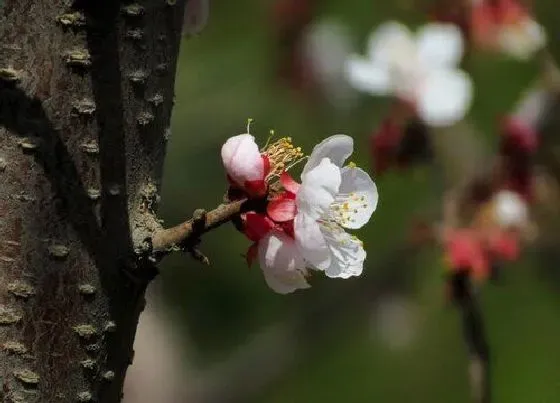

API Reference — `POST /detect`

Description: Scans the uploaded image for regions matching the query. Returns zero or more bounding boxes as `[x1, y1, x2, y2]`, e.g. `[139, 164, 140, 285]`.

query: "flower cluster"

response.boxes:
[221, 129, 378, 294]
[443, 189, 528, 282]
[470, 0, 546, 60]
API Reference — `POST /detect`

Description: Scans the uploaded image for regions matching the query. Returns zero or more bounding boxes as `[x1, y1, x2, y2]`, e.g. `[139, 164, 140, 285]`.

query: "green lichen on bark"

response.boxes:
[13, 369, 40, 385]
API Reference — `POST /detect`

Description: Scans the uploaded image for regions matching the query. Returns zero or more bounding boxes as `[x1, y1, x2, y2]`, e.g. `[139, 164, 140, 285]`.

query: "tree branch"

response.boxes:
[151, 198, 248, 253]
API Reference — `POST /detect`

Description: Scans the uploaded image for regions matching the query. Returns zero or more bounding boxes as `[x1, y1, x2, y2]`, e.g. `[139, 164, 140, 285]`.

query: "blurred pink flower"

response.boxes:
[470, 0, 545, 60]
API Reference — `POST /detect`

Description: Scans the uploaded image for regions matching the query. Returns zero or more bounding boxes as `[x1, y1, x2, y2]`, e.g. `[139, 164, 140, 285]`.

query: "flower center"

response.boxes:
[328, 192, 369, 227]
[263, 136, 305, 180]
[319, 220, 364, 251]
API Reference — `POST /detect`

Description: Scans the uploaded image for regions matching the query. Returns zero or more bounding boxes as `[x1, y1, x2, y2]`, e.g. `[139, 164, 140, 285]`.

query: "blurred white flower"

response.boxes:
[302, 18, 356, 109]
[294, 135, 378, 278]
[345, 21, 473, 127]
[258, 230, 310, 294]
[492, 190, 529, 229]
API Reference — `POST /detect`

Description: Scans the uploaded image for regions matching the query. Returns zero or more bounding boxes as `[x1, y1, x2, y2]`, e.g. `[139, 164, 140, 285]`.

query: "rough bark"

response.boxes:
[0, 0, 185, 401]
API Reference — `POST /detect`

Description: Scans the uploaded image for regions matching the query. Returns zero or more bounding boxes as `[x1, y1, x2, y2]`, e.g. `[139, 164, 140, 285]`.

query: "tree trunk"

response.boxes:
[0, 0, 185, 401]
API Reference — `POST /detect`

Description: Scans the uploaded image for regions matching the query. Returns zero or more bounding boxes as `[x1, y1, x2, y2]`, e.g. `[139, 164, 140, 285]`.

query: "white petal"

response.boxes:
[294, 213, 331, 271]
[258, 231, 310, 294]
[221, 134, 264, 185]
[417, 69, 473, 127]
[493, 190, 528, 229]
[297, 158, 341, 219]
[337, 166, 378, 229]
[322, 227, 366, 278]
[303, 134, 354, 175]
[416, 23, 464, 68]
[367, 21, 415, 65]
[345, 55, 391, 95]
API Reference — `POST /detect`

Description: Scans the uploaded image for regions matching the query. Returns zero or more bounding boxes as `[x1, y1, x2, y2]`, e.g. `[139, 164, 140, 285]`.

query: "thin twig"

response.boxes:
[451, 272, 491, 403]
[151, 198, 247, 253]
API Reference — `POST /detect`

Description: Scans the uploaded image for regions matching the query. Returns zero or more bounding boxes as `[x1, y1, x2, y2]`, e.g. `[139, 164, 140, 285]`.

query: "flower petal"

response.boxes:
[337, 166, 378, 229]
[345, 55, 391, 95]
[294, 213, 331, 270]
[221, 134, 264, 187]
[303, 134, 354, 175]
[322, 227, 366, 278]
[367, 21, 415, 65]
[267, 196, 297, 222]
[280, 171, 301, 194]
[416, 23, 464, 68]
[258, 231, 310, 294]
[297, 158, 341, 219]
[244, 212, 275, 242]
[417, 69, 473, 127]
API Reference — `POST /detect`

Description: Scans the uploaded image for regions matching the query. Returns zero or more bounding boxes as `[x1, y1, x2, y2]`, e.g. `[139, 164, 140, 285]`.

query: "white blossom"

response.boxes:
[294, 135, 378, 278]
[258, 231, 310, 294]
[345, 21, 473, 127]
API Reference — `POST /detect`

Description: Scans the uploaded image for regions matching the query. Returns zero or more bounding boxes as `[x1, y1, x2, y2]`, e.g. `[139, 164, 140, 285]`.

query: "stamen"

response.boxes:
[263, 136, 305, 181]
[328, 192, 370, 227]
[246, 118, 254, 133]
[263, 129, 275, 150]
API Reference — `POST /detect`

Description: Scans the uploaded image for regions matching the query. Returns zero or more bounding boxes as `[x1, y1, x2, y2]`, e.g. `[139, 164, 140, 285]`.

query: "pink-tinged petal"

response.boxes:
[280, 220, 295, 239]
[246, 243, 259, 267]
[262, 155, 271, 178]
[280, 171, 301, 194]
[258, 231, 310, 294]
[244, 212, 275, 242]
[267, 197, 297, 222]
[221, 134, 265, 189]
[244, 179, 267, 198]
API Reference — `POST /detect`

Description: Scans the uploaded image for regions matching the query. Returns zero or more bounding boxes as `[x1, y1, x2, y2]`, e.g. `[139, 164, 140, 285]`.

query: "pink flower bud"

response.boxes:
[221, 134, 267, 197]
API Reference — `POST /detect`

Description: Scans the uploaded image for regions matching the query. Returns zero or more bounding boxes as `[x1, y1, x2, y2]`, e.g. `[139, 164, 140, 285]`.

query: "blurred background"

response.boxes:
[123, 1, 560, 402]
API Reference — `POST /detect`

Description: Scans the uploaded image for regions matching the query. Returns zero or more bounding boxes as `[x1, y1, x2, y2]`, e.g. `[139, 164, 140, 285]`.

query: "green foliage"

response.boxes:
[160, 0, 560, 400]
